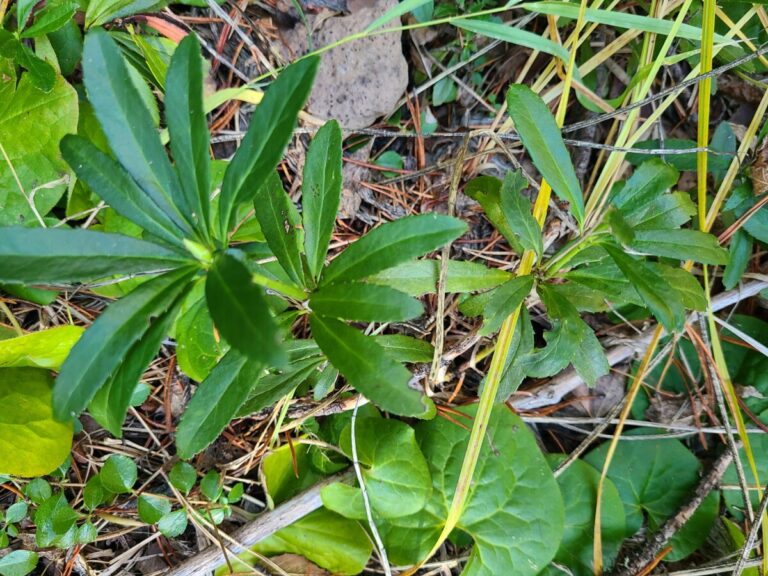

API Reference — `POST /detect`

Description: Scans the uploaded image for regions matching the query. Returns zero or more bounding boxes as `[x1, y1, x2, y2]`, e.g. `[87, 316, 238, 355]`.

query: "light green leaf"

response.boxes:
[523, 1, 732, 43]
[322, 417, 431, 519]
[138, 494, 171, 525]
[34, 492, 77, 547]
[0, 72, 76, 225]
[176, 286, 227, 382]
[169, 462, 197, 495]
[157, 509, 188, 537]
[0, 369, 72, 477]
[310, 282, 423, 322]
[165, 34, 210, 235]
[0, 550, 38, 576]
[5, 501, 28, 523]
[175, 350, 263, 460]
[628, 229, 728, 265]
[367, 259, 512, 296]
[453, 17, 569, 61]
[0, 228, 192, 286]
[303, 120, 342, 280]
[506, 84, 584, 226]
[20, 1, 77, 38]
[321, 214, 467, 285]
[0, 326, 83, 370]
[100, 454, 137, 493]
[218, 57, 318, 235]
[85, 0, 167, 28]
[53, 267, 195, 420]
[373, 334, 434, 363]
[310, 314, 434, 418]
[379, 404, 564, 575]
[254, 172, 305, 286]
[610, 158, 679, 219]
[206, 251, 285, 364]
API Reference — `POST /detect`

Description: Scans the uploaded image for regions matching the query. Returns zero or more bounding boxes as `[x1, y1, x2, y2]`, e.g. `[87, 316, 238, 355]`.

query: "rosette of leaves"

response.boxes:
[0, 29, 466, 461]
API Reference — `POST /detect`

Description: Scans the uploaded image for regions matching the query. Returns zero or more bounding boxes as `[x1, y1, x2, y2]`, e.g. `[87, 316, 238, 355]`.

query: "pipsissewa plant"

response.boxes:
[0, 29, 466, 462]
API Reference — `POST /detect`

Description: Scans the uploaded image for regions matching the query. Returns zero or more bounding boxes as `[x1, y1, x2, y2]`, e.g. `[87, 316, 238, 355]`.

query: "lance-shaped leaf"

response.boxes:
[254, 172, 305, 286]
[61, 135, 186, 247]
[610, 158, 679, 218]
[476, 275, 533, 337]
[506, 84, 584, 226]
[0, 227, 191, 285]
[500, 170, 543, 257]
[465, 176, 523, 253]
[628, 229, 728, 265]
[205, 250, 286, 365]
[321, 214, 467, 285]
[310, 314, 435, 418]
[604, 244, 685, 331]
[218, 57, 318, 235]
[310, 282, 424, 322]
[53, 267, 195, 420]
[82, 29, 192, 235]
[88, 304, 180, 436]
[367, 259, 511, 296]
[303, 120, 343, 280]
[166, 33, 211, 235]
[176, 349, 263, 459]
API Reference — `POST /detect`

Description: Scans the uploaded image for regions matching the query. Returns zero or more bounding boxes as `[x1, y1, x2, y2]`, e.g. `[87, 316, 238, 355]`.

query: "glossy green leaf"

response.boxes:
[0, 550, 38, 576]
[653, 264, 707, 311]
[218, 57, 318, 235]
[310, 314, 434, 418]
[379, 404, 564, 575]
[500, 170, 543, 257]
[53, 267, 194, 420]
[34, 492, 77, 547]
[200, 470, 222, 501]
[464, 176, 523, 253]
[604, 244, 685, 331]
[20, 1, 77, 38]
[82, 30, 191, 235]
[88, 304, 180, 436]
[506, 84, 584, 226]
[373, 334, 434, 363]
[83, 476, 106, 510]
[723, 229, 752, 290]
[0, 72, 76, 225]
[321, 214, 467, 285]
[585, 436, 717, 560]
[169, 462, 197, 495]
[5, 502, 28, 523]
[100, 454, 137, 493]
[628, 229, 728, 265]
[366, 259, 512, 296]
[303, 120, 343, 279]
[610, 158, 679, 219]
[165, 34, 211, 235]
[0, 326, 82, 370]
[0, 228, 191, 286]
[176, 287, 226, 382]
[157, 509, 188, 537]
[254, 173, 305, 286]
[175, 349, 263, 459]
[453, 18, 569, 61]
[0, 369, 72, 477]
[61, 135, 186, 247]
[322, 417, 431, 519]
[205, 251, 285, 364]
[25, 479, 52, 504]
[545, 457, 626, 574]
[16, 0, 36, 29]
[310, 282, 423, 322]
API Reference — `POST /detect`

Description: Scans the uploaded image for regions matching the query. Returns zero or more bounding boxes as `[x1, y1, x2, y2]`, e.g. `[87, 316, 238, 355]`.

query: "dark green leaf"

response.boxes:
[506, 84, 584, 225]
[200, 470, 222, 501]
[14, 44, 56, 92]
[496, 307, 534, 400]
[175, 350, 263, 459]
[254, 172, 305, 286]
[88, 304, 180, 436]
[34, 493, 77, 548]
[303, 120, 343, 279]
[499, 170, 543, 256]
[606, 208, 635, 244]
[632, 192, 695, 230]
[83, 476, 106, 510]
[83, 29, 192, 236]
[723, 229, 752, 290]
[0, 228, 190, 286]
[476, 275, 533, 336]
[629, 229, 728, 265]
[653, 264, 707, 311]
[604, 244, 685, 331]
[156, 509, 187, 537]
[321, 214, 467, 285]
[48, 20, 83, 77]
[236, 356, 321, 417]
[25, 479, 52, 504]
[366, 259, 511, 296]
[310, 282, 423, 322]
[169, 462, 197, 495]
[20, 1, 77, 38]
[373, 334, 434, 363]
[464, 176, 523, 252]
[166, 34, 211, 235]
[626, 139, 733, 172]
[610, 158, 679, 217]
[310, 314, 434, 418]
[53, 267, 195, 420]
[100, 455, 137, 493]
[205, 251, 285, 364]
[218, 57, 318, 235]
[61, 136, 186, 247]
